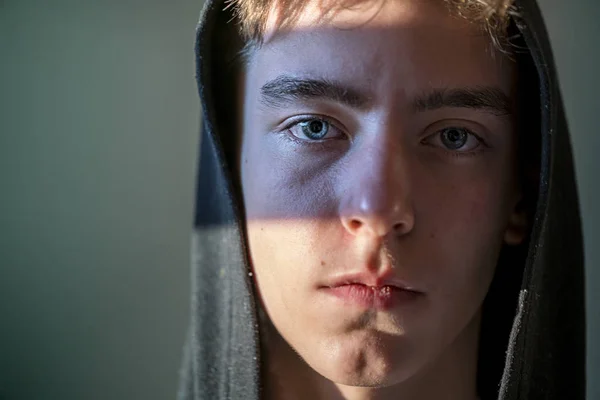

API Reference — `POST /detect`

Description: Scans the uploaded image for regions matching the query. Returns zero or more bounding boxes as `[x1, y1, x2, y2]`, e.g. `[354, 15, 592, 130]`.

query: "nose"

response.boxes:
[339, 138, 415, 238]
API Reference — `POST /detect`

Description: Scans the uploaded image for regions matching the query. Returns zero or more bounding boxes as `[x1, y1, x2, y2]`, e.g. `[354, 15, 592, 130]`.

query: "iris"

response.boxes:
[300, 119, 329, 140]
[440, 127, 468, 150]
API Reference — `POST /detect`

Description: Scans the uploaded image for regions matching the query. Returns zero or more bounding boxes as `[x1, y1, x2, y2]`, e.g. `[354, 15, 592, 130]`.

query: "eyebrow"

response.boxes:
[412, 87, 512, 116]
[260, 75, 370, 109]
[260, 75, 512, 116]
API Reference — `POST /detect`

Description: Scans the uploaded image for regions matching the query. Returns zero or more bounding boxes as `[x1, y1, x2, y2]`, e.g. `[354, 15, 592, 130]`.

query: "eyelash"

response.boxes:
[421, 127, 489, 158]
[280, 115, 347, 142]
[279, 116, 489, 157]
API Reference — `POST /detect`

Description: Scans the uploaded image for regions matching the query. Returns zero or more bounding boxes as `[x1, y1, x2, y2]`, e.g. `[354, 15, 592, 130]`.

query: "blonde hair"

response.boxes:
[226, 0, 518, 53]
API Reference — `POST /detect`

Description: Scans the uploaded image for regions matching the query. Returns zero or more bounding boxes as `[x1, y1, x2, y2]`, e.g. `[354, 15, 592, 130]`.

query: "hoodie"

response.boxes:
[178, 0, 586, 399]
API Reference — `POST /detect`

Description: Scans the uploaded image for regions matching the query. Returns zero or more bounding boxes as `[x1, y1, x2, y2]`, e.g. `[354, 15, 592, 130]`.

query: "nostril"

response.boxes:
[349, 219, 362, 231]
[392, 217, 414, 235]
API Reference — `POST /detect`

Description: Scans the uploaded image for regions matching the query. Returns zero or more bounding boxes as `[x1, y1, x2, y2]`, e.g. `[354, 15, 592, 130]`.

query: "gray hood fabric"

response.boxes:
[178, 0, 586, 399]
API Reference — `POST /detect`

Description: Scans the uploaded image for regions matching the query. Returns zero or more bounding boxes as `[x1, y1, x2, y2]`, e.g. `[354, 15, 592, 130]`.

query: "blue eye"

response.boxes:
[299, 119, 329, 140]
[282, 116, 347, 145]
[421, 125, 485, 154]
[423, 126, 483, 153]
[440, 127, 469, 150]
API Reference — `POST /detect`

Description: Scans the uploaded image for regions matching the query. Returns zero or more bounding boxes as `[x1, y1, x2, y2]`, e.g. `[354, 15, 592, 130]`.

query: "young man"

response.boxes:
[179, 0, 586, 399]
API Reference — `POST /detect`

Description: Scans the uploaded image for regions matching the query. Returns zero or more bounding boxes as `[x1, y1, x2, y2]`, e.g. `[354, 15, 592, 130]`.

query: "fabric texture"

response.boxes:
[178, 0, 586, 399]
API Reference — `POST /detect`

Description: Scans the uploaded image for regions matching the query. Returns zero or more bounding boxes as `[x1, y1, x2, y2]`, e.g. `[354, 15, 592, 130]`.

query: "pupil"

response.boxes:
[442, 128, 467, 149]
[309, 120, 323, 133]
[301, 119, 329, 140]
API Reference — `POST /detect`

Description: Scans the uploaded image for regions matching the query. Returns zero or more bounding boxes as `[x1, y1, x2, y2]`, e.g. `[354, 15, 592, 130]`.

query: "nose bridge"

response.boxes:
[380, 132, 405, 180]
[340, 127, 414, 237]
[361, 134, 408, 211]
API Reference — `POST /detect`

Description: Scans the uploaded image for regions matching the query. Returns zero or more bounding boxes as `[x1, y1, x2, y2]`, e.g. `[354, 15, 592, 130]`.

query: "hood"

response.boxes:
[178, 1, 586, 399]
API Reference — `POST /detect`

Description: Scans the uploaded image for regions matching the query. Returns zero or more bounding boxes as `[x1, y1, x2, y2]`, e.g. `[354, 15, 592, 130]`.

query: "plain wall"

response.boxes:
[0, 1, 200, 399]
[537, 0, 600, 398]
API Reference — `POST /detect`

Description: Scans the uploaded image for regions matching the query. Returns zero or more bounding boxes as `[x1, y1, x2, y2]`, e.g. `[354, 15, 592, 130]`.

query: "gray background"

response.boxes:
[540, 1, 600, 398]
[1, 1, 199, 399]
[0, 1, 597, 399]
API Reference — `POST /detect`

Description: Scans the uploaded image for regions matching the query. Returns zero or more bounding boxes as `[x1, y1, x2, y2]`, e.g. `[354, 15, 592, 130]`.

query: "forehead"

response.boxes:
[249, 0, 515, 100]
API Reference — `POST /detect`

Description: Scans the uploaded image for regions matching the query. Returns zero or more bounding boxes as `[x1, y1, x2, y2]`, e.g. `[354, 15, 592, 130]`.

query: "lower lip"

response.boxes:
[324, 284, 421, 310]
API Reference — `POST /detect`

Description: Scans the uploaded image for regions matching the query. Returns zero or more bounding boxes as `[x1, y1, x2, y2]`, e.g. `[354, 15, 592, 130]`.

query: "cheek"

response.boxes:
[411, 182, 509, 350]
[241, 148, 330, 303]
[245, 221, 300, 323]
[416, 167, 515, 287]
[245, 217, 340, 356]
[419, 158, 516, 241]
[241, 133, 338, 221]
[462, 190, 505, 232]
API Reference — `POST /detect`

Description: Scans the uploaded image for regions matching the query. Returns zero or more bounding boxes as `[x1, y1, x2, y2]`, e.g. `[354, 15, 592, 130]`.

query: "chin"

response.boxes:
[314, 356, 404, 389]
[328, 371, 397, 388]
[306, 331, 418, 388]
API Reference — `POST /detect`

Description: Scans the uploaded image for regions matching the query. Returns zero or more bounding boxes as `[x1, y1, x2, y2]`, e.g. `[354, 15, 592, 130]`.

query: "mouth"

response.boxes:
[320, 274, 424, 310]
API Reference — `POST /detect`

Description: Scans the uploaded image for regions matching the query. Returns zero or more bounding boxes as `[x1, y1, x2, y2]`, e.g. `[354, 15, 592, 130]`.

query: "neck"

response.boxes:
[261, 312, 482, 400]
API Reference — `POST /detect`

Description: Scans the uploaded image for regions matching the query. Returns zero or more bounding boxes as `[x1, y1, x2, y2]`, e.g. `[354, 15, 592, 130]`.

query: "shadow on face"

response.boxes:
[207, 0, 535, 397]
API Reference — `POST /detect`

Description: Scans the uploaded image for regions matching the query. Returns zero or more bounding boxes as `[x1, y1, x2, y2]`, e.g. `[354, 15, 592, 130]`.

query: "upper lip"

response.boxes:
[324, 272, 422, 293]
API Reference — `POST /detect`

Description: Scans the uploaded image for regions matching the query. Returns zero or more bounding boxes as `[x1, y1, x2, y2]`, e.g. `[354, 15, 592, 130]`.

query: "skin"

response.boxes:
[238, 1, 527, 399]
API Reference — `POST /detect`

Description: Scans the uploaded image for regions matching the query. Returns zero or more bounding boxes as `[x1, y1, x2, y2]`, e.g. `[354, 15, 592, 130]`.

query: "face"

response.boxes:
[239, 0, 525, 389]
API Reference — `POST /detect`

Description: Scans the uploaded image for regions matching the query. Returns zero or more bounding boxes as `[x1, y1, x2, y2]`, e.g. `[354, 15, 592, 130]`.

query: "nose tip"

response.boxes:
[341, 201, 415, 238]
